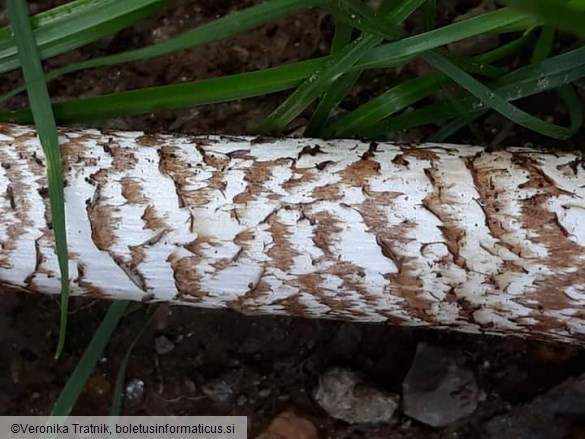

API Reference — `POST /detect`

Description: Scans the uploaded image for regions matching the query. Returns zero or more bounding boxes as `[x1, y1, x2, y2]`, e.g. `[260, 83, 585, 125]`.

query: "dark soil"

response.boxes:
[1, 1, 585, 438]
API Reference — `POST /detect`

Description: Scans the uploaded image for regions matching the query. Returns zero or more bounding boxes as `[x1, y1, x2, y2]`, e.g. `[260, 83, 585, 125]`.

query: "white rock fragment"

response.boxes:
[314, 367, 399, 424]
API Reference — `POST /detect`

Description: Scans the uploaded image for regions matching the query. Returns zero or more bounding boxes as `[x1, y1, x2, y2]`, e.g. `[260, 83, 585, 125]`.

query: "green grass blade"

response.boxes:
[1, 0, 321, 102]
[326, 35, 530, 137]
[327, 74, 444, 136]
[0, 0, 113, 41]
[358, 8, 536, 70]
[319, 0, 401, 40]
[1, 22, 575, 127]
[532, 26, 555, 63]
[305, 18, 355, 136]
[429, 86, 582, 143]
[256, 33, 383, 134]
[305, 72, 361, 137]
[365, 46, 585, 137]
[421, 0, 437, 31]
[422, 51, 576, 139]
[0, 58, 324, 124]
[257, 0, 426, 134]
[0, 0, 166, 74]
[428, 26, 556, 142]
[428, 110, 487, 142]
[110, 307, 155, 416]
[51, 301, 130, 416]
[557, 84, 583, 134]
[4, 41, 582, 128]
[508, 0, 585, 38]
[7, 0, 70, 359]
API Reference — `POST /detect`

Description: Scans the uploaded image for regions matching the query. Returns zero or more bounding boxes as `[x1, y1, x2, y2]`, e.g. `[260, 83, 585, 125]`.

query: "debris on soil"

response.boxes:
[124, 378, 145, 405]
[200, 367, 261, 408]
[402, 343, 479, 427]
[85, 374, 112, 397]
[484, 372, 585, 439]
[154, 335, 175, 355]
[256, 410, 320, 439]
[314, 367, 399, 424]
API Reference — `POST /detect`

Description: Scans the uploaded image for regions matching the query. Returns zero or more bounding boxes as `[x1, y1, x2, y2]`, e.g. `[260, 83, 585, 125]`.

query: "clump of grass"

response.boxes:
[4, 0, 584, 415]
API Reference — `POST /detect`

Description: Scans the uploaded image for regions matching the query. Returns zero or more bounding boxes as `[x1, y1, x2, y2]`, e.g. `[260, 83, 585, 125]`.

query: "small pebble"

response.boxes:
[259, 388, 272, 399]
[236, 394, 248, 406]
[154, 335, 175, 355]
[125, 378, 145, 404]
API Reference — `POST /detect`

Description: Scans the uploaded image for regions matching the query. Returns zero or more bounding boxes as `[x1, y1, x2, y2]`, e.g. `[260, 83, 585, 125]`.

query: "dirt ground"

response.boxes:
[1, 1, 585, 438]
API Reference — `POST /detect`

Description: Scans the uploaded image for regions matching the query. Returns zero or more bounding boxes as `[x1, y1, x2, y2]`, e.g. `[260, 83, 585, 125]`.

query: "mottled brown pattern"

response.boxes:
[282, 166, 318, 190]
[183, 236, 218, 257]
[128, 245, 146, 270]
[60, 133, 98, 168]
[107, 141, 138, 171]
[234, 229, 255, 245]
[278, 294, 310, 317]
[228, 276, 271, 312]
[233, 158, 290, 204]
[311, 183, 343, 201]
[136, 134, 160, 147]
[517, 158, 582, 312]
[340, 159, 381, 187]
[0, 145, 35, 267]
[141, 205, 168, 230]
[311, 211, 342, 257]
[168, 254, 203, 298]
[292, 271, 359, 316]
[266, 214, 298, 272]
[210, 258, 234, 271]
[399, 147, 440, 162]
[465, 152, 524, 258]
[121, 177, 147, 204]
[422, 164, 467, 269]
[157, 145, 192, 207]
[87, 204, 119, 251]
[75, 263, 107, 297]
[356, 190, 432, 322]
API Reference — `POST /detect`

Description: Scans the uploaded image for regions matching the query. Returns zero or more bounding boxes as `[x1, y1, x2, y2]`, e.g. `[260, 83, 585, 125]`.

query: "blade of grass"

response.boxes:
[358, 7, 536, 70]
[1, 1, 540, 106]
[0, 0, 115, 41]
[51, 301, 130, 417]
[0, 57, 324, 124]
[2, 27, 580, 127]
[319, 0, 400, 40]
[532, 26, 556, 63]
[110, 307, 156, 417]
[507, 0, 585, 38]
[325, 32, 532, 137]
[1, 0, 322, 103]
[256, 0, 427, 134]
[421, 0, 436, 31]
[557, 84, 583, 134]
[429, 87, 582, 143]
[0, 0, 166, 74]
[422, 51, 576, 139]
[430, 25, 558, 143]
[364, 46, 585, 137]
[7, 0, 70, 358]
[427, 110, 488, 142]
[306, 0, 451, 137]
[256, 34, 383, 134]
[305, 18, 356, 136]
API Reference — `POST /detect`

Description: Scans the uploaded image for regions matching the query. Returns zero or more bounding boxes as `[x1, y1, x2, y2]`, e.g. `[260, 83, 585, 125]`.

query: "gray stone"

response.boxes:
[402, 343, 479, 427]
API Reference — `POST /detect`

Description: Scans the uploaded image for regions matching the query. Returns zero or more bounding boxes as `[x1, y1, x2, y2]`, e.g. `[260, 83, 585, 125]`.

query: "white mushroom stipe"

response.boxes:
[0, 124, 584, 343]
